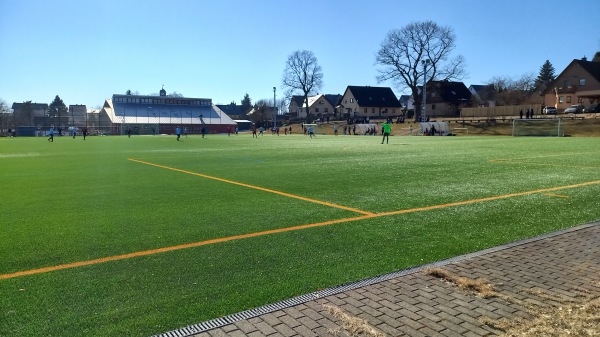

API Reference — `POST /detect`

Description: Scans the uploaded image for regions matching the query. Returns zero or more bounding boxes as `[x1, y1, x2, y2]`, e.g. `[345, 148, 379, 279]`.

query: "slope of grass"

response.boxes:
[1, 134, 599, 336]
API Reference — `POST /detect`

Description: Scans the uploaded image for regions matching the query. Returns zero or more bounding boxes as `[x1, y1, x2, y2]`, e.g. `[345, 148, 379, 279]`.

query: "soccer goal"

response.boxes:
[512, 118, 564, 137]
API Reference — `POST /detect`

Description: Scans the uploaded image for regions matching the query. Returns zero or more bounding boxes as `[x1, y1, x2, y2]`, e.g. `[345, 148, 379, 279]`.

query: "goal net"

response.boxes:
[512, 118, 564, 137]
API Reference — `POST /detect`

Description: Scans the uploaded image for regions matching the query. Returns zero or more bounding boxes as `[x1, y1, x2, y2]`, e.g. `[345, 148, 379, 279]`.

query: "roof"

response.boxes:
[216, 104, 247, 116]
[469, 84, 496, 101]
[11, 102, 49, 110]
[399, 95, 412, 104]
[576, 59, 600, 82]
[105, 99, 236, 125]
[290, 95, 305, 107]
[543, 59, 600, 94]
[346, 86, 402, 107]
[323, 94, 342, 107]
[427, 80, 472, 103]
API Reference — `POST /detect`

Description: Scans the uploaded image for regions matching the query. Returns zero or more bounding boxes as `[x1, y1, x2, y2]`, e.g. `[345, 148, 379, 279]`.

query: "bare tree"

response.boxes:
[376, 21, 466, 120]
[487, 73, 536, 105]
[0, 98, 11, 132]
[168, 91, 183, 97]
[282, 50, 323, 122]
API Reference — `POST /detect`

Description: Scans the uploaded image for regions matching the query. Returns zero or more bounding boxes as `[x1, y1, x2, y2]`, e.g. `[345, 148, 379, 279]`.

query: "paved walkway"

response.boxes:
[158, 223, 600, 337]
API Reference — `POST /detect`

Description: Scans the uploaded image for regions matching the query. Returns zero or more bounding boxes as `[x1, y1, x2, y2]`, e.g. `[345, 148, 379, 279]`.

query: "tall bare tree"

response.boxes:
[376, 21, 466, 120]
[282, 50, 323, 122]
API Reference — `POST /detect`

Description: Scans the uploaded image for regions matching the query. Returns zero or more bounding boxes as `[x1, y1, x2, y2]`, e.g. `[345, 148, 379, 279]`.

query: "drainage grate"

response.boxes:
[152, 222, 598, 337]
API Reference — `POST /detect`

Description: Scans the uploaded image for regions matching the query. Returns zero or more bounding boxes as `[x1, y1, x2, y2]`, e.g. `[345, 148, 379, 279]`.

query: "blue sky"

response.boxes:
[1, 0, 598, 109]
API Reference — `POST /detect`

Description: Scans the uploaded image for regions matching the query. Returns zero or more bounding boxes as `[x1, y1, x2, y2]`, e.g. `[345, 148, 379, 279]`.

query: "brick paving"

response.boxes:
[162, 223, 600, 337]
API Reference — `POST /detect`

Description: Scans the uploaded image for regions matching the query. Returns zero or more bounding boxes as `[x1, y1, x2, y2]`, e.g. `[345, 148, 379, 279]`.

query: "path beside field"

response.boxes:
[162, 222, 600, 337]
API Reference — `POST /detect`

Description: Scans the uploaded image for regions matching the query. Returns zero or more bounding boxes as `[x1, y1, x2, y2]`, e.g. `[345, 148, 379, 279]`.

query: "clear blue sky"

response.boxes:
[1, 0, 598, 109]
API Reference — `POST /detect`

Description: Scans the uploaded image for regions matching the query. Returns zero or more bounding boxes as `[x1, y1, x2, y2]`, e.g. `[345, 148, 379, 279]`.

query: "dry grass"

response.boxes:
[425, 268, 496, 298]
[322, 304, 387, 337]
[426, 268, 600, 337]
[501, 295, 600, 336]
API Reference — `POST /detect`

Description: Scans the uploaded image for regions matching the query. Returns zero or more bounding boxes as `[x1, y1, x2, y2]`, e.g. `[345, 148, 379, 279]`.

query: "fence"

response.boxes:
[460, 105, 543, 118]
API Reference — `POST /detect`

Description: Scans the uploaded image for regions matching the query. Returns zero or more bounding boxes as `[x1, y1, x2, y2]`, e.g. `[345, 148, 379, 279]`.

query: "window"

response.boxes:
[320, 100, 324, 104]
[372, 108, 375, 113]
[315, 108, 319, 113]
[364, 108, 367, 113]
[431, 104, 436, 110]
[566, 96, 572, 103]
[350, 98, 354, 103]
[559, 96, 564, 103]
[324, 108, 328, 113]
[580, 78, 586, 86]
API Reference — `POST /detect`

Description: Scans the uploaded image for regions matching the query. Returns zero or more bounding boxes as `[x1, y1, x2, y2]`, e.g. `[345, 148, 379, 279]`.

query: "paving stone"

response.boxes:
[234, 320, 258, 334]
[207, 329, 234, 337]
[252, 321, 278, 336]
[282, 307, 304, 319]
[273, 323, 297, 337]
[162, 224, 600, 337]
[296, 316, 321, 330]
[292, 325, 317, 337]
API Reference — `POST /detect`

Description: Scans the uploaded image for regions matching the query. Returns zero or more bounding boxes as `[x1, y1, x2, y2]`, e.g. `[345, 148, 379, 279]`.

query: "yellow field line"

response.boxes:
[488, 152, 599, 169]
[0, 215, 376, 280]
[376, 180, 600, 217]
[489, 159, 599, 169]
[2, 178, 600, 280]
[128, 158, 374, 216]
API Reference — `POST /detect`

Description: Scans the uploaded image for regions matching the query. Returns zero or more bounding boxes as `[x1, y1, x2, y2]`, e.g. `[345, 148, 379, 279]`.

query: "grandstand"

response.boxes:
[99, 88, 236, 135]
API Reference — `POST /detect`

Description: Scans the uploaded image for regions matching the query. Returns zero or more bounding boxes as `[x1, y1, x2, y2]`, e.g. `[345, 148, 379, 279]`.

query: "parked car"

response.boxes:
[564, 105, 584, 113]
[584, 103, 600, 113]
[543, 106, 557, 114]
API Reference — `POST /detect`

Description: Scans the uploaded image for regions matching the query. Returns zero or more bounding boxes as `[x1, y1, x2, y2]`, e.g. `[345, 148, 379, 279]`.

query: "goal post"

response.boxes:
[512, 118, 564, 137]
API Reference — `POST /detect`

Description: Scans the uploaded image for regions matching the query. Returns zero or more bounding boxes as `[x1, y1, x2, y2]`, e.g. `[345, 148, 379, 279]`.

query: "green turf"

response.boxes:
[1, 133, 599, 336]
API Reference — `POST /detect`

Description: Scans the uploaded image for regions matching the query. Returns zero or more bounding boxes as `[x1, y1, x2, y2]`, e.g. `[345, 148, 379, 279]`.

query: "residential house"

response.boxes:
[338, 86, 402, 119]
[288, 94, 341, 119]
[11, 102, 50, 129]
[215, 103, 248, 119]
[288, 95, 305, 119]
[542, 57, 600, 110]
[399, 95, 415, 112]
[468, 84, 497, 107]
[423, 80, 472, 117]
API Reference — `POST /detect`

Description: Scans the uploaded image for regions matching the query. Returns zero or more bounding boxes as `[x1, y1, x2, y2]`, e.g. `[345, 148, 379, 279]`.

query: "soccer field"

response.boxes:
[1, 133, 600, 336]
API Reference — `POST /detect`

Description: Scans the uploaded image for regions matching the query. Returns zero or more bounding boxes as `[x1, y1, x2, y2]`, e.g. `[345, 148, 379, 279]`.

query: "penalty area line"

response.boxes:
[128, 158, 374, 216]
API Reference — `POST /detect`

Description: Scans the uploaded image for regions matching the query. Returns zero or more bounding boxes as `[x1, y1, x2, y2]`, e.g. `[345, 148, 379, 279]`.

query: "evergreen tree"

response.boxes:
[48, 95, 68, 127]
[240, 93, 252, 114]
[535, 60, 556, 88]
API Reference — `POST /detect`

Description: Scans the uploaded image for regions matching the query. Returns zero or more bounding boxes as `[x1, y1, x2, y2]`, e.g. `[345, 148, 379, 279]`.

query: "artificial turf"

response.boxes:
[1, 133, 599, 336]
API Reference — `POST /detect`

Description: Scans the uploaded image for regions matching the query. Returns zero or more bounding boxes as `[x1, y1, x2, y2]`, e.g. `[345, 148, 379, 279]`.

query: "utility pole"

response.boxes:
[422, 59, 430, 122]
[273, 87, 277, 129]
